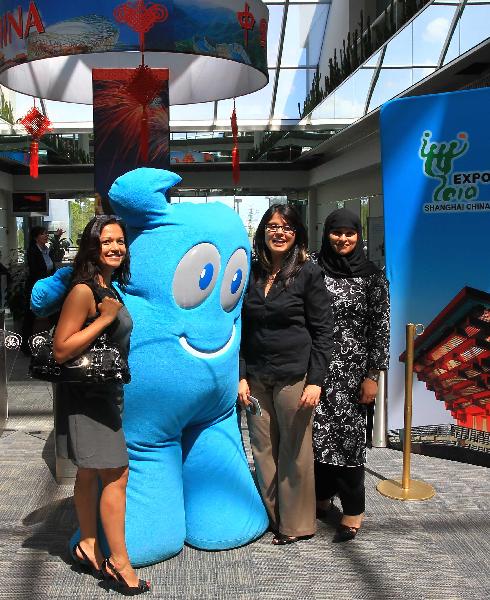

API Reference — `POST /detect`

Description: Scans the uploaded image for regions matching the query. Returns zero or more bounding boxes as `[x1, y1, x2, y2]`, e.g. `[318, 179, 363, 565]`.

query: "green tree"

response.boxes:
[69, 197, 96, 245]
[0, 89, 14, 124]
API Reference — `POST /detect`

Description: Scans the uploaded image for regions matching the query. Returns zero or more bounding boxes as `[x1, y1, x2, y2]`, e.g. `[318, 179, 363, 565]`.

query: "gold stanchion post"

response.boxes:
[377, 323, 436, 501]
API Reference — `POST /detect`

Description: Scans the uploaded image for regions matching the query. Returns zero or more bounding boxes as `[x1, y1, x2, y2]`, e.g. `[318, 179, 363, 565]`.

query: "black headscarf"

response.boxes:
[318, 208, 379, 278]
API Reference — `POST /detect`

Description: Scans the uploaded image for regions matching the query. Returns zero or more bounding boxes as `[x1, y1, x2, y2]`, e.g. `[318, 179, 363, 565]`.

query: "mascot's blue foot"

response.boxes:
[182, 410, 269, 550]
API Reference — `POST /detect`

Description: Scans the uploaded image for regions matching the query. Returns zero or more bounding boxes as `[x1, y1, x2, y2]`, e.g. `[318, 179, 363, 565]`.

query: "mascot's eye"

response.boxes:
[230, 269, 242, 294]
[199, 263, 214, 290]
[220, 248, 248, 312]
[173, 243, 221, 308]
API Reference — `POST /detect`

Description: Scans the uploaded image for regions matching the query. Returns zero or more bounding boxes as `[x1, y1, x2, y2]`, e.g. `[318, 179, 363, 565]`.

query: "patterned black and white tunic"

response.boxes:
[313, 271, 390, 466]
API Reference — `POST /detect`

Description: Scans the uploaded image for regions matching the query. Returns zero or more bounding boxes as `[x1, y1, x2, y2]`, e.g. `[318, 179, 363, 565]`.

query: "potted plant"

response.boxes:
[48, 231, 66, 267]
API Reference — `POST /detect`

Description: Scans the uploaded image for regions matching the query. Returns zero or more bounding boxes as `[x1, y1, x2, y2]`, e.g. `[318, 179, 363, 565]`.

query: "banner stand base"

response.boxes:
[377, 479, 435, 501]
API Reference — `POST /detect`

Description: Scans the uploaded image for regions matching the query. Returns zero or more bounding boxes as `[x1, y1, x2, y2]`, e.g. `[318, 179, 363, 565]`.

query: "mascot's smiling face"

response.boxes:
[109, 168, 250, 362]
[173, 241, 248, 358]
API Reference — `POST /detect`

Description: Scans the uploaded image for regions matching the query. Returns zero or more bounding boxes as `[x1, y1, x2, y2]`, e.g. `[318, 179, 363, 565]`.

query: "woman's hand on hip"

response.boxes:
[237, 378, 251, 409]
[298, 384, 321, 408]
[359, 378, 378, 404]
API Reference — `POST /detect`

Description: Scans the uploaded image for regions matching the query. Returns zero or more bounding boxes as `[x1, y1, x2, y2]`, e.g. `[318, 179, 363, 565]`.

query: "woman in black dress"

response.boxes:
[313, 208, 390, 542]
[238, 204, 333, 545]
[53, 215, 149, 594]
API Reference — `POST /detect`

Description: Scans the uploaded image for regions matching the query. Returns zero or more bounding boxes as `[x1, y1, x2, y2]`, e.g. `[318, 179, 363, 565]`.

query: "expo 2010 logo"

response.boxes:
[418, 131, 490, 213]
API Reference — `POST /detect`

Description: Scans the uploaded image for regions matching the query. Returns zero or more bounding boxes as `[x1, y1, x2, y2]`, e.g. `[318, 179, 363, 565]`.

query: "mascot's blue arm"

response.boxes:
[30, 266, 73, 317]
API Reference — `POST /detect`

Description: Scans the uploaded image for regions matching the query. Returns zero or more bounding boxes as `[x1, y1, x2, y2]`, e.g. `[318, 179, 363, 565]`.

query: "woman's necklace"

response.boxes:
[264, 270, 280, 296]
[267, 270, 280, 283]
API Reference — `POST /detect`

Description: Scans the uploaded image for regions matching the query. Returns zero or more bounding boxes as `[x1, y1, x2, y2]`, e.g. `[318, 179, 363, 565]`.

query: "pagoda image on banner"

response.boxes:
[399, 287, 490, 456]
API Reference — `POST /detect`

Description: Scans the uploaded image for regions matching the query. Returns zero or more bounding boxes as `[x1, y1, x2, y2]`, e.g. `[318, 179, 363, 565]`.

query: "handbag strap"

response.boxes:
[84, 284, 122, 337]
[88, 284, 122, 309]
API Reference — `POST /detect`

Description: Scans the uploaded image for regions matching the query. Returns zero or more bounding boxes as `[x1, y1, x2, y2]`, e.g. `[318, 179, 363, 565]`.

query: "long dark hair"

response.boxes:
[253, 204, 308, 287]
[72, 215, 130, 291]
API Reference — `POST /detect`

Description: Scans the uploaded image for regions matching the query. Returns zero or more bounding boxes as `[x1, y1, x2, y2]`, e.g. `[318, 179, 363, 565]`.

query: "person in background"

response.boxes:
[314, 208, 390, 542]
[21, 226, 64, 353]
[238, 204, 334, 545]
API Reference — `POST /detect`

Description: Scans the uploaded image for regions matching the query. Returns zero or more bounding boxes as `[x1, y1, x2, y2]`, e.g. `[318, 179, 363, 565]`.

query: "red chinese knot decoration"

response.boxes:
[237, 3, 255, 48]
[114, 0, 168, 52]
[231, 101, 240, 185]
[126, 64, 163, 162]
[259, 18, 267, 48]
[114, 0, 168, 162]
[18, 106, 52, 178]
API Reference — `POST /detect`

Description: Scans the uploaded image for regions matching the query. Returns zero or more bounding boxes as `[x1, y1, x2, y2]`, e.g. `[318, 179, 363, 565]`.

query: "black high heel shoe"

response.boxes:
[333, 523, 360, 543]
[71, 542, 103, 579]
[102, 558, 150, 596]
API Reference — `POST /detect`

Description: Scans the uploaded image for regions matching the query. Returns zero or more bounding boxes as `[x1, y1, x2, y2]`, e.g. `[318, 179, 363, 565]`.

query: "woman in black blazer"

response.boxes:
[21, 226, 62, 352]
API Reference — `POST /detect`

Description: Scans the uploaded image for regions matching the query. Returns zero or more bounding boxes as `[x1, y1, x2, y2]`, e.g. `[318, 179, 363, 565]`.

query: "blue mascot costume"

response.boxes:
[32, 168, 268, 566]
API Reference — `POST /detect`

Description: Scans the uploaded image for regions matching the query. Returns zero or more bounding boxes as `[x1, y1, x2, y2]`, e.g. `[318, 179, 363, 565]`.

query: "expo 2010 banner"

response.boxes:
[381, 87, 490, 455]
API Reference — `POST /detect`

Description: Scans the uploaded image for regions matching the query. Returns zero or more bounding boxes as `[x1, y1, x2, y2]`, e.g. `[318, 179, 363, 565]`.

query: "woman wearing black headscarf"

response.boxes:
[314, 208, 390, 542]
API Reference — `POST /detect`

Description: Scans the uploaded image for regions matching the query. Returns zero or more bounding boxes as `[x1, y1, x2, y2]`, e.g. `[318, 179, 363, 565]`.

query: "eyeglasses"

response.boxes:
[265, 224, 296, 235]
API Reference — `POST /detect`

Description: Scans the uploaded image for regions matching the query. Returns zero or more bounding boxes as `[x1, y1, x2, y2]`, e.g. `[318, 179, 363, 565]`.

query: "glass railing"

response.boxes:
[0, 134, 92, 167]
[305, 0, 490, 124]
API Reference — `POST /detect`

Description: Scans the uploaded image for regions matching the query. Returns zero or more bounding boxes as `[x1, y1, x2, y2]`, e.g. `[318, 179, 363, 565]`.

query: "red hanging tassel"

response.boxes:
[141, 105, 149, 163]
[115, 2, 168, 162]
[232, 145, 240, 185]
[30, 141, 39, 178]
[18, 105, 52, 179]
[231, 101, 240, 185]
[126, 64, 162, 163]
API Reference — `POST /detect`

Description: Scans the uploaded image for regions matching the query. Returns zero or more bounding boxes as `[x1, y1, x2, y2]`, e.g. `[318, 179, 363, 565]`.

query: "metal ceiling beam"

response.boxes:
[269, 0, 289, 122]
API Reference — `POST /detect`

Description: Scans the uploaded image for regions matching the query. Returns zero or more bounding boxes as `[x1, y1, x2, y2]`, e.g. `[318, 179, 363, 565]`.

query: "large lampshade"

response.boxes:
[0, 0, 269, 105]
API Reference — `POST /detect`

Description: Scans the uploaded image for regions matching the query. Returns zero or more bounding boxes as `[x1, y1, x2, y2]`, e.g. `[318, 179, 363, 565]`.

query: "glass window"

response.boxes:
[459, 5, 490, 54]
[44, 100, 93, 123]
[273, 69, 314, 119]
[216, 70, 275, 121]
[412, 4, 457, 66]
[171, 102, 215, 121]
[364, 49, 382, 67]
[268, 0, 330, 3]
[310, 92, 335, 120]
[368, 68, 413, 113]
[412, 67, 436, 85]
[442, 20, 460, 65]
[12, 93, 93, 123]
[334, 68, 372, 119]
[281, 3, 329, 67]
[267, 4, 284, 68]
[12, 92, 37, 121]
[382, 23, 413, 66]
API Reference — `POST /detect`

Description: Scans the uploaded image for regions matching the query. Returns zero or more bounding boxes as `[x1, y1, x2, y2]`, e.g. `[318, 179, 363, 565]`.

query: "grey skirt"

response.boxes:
[55, 381, 128, 469]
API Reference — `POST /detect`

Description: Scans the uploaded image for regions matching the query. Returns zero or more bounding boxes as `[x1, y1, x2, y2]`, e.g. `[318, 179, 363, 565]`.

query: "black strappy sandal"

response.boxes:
[102, 558, 150, 596]
[272, 533, 314, 545]
[71, 542, 103, 579]
[333, 523, 360, 543]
